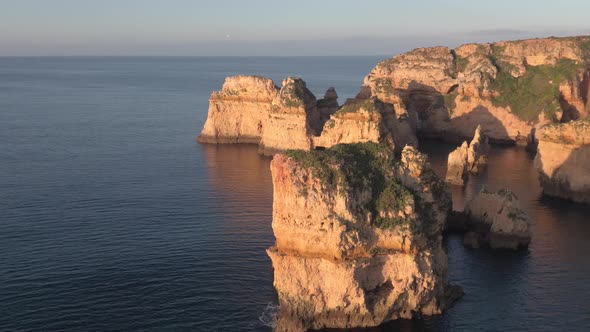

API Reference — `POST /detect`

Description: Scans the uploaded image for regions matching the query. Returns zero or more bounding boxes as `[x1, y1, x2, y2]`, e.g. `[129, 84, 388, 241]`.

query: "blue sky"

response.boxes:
[2, 0, 590, 55]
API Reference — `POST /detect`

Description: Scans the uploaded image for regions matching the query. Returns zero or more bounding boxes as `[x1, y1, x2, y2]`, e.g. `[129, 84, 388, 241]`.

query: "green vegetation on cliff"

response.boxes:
[284, 143, 413, 229]
[336, 98, 381, 115]
[489, 58, 579, 121]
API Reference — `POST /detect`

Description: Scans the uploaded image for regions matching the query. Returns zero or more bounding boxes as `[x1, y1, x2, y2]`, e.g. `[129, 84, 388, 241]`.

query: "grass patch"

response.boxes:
[489, 59, 579, 121]
[284, 142, 415, 230]
[372, 78, 395, 95]
[334, 98, 382, 119]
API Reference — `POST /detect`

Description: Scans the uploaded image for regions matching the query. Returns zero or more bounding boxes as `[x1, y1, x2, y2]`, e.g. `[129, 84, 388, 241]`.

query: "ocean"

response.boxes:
[1, 56, 589, 331]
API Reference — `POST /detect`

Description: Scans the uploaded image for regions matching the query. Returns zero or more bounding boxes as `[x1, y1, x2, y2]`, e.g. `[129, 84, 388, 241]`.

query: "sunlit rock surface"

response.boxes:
[268, 143, 461, 331]
[445, 125, 490, 185]
[197, 75, 277, 144]
[311, 97, 417, 151]
[463, 188, 532, 250]
[534, 120, 590, 204]
[258, 77, 320, 156]
[362, 36, 590, 144]
[199, 76, 417, 155]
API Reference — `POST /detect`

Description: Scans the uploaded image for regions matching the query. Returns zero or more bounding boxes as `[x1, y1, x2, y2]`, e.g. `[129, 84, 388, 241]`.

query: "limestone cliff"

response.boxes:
[534, 120, 590, 204]
[197, 75, 278, 144]
[311, 97, 418, 151]
[258, 77, 320, 155]
[199, 76, 417, 155]
[362, 36, 590, 144]
[445, 125, 490, 185]
[268, 143, 461, 330]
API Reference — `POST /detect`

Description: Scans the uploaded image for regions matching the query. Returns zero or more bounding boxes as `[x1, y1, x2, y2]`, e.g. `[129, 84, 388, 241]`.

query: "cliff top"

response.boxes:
[365, 35, 590, 122]
[283, 143, 430, 230]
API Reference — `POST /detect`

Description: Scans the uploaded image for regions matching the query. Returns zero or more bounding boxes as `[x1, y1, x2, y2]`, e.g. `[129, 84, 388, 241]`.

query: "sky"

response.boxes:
[2, 0, 590, 56]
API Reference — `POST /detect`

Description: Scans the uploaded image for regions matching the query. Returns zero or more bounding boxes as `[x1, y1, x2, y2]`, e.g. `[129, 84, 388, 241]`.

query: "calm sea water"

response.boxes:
[1, 57, 589, 331]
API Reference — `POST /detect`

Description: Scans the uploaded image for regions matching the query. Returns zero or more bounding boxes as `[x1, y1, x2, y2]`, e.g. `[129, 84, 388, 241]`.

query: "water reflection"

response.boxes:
[201, 141, 590, 331]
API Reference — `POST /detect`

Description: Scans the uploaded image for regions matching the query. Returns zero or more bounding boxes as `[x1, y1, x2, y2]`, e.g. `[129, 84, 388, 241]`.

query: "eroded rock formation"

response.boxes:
[197, 75, 277, 144]
[445, 125, 490, 185]
[258, 77, 320, 155]
[534, 120, 590, 204]
[362, 36, 590, 144]
[446, 141, 469, 186]
[466, 125, 490, 173]
[317, 87, 339, 123]
[462, 188, 531, 250]
[311, 97, 418, 151]
[199, 75, 417, 156]
[268, 143, 461, 330]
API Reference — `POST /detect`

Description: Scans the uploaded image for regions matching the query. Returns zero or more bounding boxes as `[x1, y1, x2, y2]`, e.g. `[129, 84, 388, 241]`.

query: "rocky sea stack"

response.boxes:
[267, 143, 462, 330]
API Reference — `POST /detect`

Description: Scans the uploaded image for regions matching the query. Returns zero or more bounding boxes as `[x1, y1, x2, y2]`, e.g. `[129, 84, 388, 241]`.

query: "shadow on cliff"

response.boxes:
[449, 106, 512, 144]
[559, 94, 582, 122]
[404, 81, 511, 144]
[534, 143, 590, 203]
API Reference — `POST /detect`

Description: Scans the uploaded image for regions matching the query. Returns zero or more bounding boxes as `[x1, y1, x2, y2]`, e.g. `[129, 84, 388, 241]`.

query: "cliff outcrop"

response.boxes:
[445, 125, 490, 185]
[317, 87, 340, 122]
[268, 143, 461, 330]
[463, 189, 531, 249]
[311, 97, 418, 151]
[362, 36, 590, 144]
[534, 120, 590, 204]
[199, 76, 417, 155]
[258, 77, 321, 155]
[197, 75, 278, 144]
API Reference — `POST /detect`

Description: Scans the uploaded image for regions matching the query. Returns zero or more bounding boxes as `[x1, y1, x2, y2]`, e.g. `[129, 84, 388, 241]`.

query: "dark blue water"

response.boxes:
[1, 57, 589, 331]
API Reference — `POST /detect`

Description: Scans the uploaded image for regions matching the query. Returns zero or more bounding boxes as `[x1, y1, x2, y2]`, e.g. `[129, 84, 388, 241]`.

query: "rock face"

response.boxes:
[199, 75, 418, 155]
[466, 125, 490, 173]
[268, 143, 461, 331]
[446, 141, 469, 185]
[534, 120, 590, 204]
[311, 97, 418, 151]
[463, 188, 531, 250]
[445, 125, 489, 185]
[362, 36, 590, 144]
[197, 75, 278, 144]
[258, 77, 321, 155]
[317, 87, 340, 122]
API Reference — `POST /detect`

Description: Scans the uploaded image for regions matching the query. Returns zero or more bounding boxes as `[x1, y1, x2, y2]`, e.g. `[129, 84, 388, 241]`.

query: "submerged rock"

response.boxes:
[462, 188, 531, 250]
[268, 143, 461, 331]
[534, 120, 590, 204]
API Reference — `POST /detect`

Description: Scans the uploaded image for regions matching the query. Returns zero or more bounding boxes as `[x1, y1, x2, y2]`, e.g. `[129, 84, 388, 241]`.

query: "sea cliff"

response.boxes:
[198, 77, 417, 155]
[268, 143, 461, 330]
[363, 36, 590, 144]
